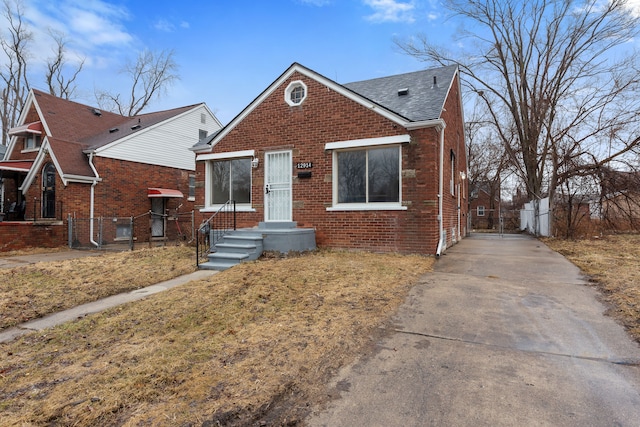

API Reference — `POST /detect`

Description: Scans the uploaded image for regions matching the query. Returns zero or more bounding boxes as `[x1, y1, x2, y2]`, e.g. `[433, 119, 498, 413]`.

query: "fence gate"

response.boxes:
[68, 215, 134, 250]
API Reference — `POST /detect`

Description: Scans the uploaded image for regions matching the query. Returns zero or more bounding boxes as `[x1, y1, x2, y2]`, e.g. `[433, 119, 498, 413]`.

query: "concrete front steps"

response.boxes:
[199, 221, 316, 271]
[199, 233, 263, 271]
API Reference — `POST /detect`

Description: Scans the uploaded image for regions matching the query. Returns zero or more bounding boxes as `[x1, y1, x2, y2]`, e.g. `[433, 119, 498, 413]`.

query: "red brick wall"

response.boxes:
[439, 74, 469, 243]
[1, 155, 194, 252]
[0, 221, 66, 252]
[195, 70, 468, 255]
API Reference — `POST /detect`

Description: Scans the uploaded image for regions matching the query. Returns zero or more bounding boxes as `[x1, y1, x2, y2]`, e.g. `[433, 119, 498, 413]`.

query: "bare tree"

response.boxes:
[465, 100, 512, 229]
[0, 0, 31, 145]
[45, 30, 85, 100]
[96, 49, 179, 117]
[397, 0, 640, 235]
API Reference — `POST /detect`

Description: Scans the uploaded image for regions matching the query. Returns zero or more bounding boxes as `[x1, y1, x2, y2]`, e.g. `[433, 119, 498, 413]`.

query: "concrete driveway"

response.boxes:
[307, 233, 640, 426]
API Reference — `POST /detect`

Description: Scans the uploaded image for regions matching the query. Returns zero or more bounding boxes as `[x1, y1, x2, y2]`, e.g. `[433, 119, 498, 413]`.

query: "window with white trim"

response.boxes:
[450, 150, 456, 195]
[24, 135, 41, 150]
[335, 146, 400, 205]
[188, 174, 196, 201]
[477, 205, 485, 216]
[285, 80, 307, 106]
[208, 158, 251, 205]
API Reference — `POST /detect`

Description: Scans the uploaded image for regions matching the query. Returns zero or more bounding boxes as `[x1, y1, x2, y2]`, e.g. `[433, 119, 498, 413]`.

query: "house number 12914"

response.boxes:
[296, 162, 313, 169]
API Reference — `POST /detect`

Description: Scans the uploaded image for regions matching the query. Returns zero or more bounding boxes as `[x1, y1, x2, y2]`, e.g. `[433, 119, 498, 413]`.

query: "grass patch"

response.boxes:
[544, 234, 640, 342]
[0, 246, 195, 330]
[0, 250, 433, 426]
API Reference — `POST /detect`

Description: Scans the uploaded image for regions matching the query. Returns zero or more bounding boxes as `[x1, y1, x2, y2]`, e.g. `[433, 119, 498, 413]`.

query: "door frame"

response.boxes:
[264, 150, 292, 222]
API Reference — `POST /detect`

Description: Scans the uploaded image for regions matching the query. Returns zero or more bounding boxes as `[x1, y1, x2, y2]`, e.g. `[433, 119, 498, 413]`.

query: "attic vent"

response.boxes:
[131, 124, 141, 130]
[92, 108, 102, 116]
[109, 127, 119, 133]
[432, 76, 438, 88]
[398, 88, 409, 96]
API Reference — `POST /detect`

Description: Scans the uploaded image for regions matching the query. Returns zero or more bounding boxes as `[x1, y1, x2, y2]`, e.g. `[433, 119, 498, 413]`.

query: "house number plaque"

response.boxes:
[296, 162, 313, 169]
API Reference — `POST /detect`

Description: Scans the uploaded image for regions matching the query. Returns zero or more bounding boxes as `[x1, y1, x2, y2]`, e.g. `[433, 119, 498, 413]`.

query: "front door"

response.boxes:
[265, 150, 292, 222]
[42, 163, 56, 218]
[151, 198, 165, 237]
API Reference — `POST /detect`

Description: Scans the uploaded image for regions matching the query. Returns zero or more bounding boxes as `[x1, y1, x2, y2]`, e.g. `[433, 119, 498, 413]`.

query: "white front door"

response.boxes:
[265, 150, 292, 222]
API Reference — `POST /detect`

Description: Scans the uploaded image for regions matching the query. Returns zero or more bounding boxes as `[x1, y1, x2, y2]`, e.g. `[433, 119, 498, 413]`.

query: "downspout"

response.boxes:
[436, 123, 446, 256]
[88, 152, 100, 248]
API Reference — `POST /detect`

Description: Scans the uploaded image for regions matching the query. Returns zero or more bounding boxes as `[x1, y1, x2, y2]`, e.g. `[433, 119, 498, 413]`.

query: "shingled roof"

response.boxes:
[343, 64, 458, 122]
[192, 63, 459, 152]
[3, 89, 203, 181]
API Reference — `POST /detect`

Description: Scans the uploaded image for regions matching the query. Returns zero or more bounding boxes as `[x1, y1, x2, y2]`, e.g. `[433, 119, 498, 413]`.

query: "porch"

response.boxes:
[198, 221, 316, 271]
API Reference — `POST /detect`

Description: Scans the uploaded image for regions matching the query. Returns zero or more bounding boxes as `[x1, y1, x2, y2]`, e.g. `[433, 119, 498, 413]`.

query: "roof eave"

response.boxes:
[405, 118, 446, 131]
[201, 63, 410, 153]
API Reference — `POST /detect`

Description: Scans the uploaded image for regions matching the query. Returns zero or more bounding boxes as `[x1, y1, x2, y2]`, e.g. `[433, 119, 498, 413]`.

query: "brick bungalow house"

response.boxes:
[192, 62, 467, 262]
[0, 89, 221, 251]
[470, 180, 501, 230]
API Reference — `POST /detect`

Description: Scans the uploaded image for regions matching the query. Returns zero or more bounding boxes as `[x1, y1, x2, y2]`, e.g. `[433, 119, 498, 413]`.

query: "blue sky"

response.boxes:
[17, 0, 457, 124]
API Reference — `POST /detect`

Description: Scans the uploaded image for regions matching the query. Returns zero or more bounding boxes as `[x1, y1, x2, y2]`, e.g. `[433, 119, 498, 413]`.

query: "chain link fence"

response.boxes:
[68, 211, 195, 251]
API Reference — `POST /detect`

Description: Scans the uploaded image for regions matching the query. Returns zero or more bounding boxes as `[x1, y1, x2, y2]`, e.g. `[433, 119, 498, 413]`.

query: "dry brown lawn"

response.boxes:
[544, 234, 640, 342]
[0, 248, 433, 426]
[0, 246, 196, 330]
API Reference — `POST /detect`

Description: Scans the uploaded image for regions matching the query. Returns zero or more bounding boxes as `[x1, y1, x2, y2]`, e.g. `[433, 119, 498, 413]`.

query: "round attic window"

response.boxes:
[285, 81, 307, 106]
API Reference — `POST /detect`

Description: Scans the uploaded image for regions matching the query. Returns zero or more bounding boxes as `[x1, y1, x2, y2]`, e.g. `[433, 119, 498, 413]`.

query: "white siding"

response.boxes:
[96, 105, 221, 171]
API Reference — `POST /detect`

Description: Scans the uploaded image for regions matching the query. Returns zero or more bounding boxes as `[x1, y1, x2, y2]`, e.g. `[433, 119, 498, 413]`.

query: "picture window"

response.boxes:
[335, 146, 400, 205]
[210, 158, 252, 205]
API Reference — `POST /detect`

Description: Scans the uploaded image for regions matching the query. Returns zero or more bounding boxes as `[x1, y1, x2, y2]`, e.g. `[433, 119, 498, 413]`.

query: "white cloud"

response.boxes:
[153, 18, 190, 32]
[624, 0, 640, 17]
[154, 19, 175, 32]
[26, 0, 133, 48]
[364, 0, 415, 23]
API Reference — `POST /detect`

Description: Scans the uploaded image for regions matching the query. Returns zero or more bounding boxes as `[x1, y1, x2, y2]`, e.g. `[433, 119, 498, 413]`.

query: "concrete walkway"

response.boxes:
[307, 233, 640, 426]
[0, 269, 217, 343]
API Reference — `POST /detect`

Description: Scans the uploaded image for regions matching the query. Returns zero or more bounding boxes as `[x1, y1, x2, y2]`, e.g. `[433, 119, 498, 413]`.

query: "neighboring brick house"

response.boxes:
[470, 181, 501, 230]
[0, 89, 221, 251]
[192, 63, 468, 256]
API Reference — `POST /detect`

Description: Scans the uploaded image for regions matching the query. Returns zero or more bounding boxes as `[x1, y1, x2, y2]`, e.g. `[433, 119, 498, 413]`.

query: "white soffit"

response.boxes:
[324, 134, 410, 151]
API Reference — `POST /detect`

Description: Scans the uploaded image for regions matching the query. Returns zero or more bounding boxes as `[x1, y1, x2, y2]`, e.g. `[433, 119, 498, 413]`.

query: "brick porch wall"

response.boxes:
[0, 221, 66, 252]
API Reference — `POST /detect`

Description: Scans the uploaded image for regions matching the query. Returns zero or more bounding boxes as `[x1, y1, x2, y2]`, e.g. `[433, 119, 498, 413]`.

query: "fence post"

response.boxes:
[68, 214, 72, 248]
[129, 216, 134, 251]
[98, 217, 103, 248]
[196, 224, 200, 268]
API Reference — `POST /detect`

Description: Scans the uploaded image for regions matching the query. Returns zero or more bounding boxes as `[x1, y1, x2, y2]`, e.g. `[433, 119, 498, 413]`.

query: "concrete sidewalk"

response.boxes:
[0, 249, 104, 269]
[308, 233, 640, 426]
[0, 269, 217, 343]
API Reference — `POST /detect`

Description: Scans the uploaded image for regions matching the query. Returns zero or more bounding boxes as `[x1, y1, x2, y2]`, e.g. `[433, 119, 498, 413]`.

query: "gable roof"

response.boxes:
[193, 62, 458, 153]
[3, 89, 215, 190]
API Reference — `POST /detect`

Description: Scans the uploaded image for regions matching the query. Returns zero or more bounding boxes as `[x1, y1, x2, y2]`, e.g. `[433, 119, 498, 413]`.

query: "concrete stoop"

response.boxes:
[199, 222, 316, 271]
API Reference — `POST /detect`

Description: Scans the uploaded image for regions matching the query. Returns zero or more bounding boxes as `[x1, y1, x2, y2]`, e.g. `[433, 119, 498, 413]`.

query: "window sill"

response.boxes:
[327, 204, 407, 212]
[200, 205, 256, 213]
[21, 148, 40, 153]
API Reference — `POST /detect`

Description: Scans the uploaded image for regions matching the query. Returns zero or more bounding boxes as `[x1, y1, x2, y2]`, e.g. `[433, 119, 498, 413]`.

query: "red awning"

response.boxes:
[147, 188, 184, 198]
[8, 121, 43, 136]
[0, 160, 34, 173]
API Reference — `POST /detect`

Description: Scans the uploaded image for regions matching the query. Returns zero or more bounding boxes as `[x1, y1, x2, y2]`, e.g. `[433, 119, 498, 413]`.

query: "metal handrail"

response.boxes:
[196, 200, 236, 267]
